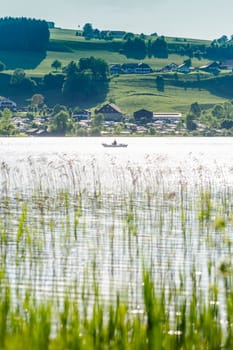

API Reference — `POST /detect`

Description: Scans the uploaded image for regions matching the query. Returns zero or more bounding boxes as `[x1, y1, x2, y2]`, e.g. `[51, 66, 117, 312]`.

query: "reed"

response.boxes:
[0, 152, 232, 348]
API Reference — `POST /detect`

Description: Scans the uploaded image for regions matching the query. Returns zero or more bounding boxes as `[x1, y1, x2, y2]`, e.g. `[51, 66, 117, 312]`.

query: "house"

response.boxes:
[219, 60, 233, 70]
[110, 64, 122, 74]
[134, 109, 153, 124]
[176, 63, 194, 73]
[121, 63, 139, 74]
[121, 63, 152, 74]
[153, 112, 182, 123]
[135, 63, 152, 74]
[73, 109, 91, 121]
[199, 61, 220, 72]
[96, 103, 123, 121]
[100, 30, 126, 39]
[108, 30, 126, 38]
[0, 97, 17, 111]
[161, 62, 178, 72]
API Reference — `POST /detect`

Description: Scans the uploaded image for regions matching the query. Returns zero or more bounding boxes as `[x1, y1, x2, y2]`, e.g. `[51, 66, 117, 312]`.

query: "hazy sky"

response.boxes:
[1, 0, 233, 40]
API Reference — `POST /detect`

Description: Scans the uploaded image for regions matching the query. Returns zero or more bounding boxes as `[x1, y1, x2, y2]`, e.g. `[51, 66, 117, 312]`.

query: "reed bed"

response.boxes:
[0, 151, 233, 348]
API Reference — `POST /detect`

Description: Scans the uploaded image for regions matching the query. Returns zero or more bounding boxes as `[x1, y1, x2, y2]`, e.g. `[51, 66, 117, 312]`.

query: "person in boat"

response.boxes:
[112, 139, 117, 145]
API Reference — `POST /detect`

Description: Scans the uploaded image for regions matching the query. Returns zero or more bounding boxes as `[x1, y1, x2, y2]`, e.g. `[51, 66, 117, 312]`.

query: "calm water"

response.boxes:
[1, 137, 233, 309]
[1, 136, 233, 191]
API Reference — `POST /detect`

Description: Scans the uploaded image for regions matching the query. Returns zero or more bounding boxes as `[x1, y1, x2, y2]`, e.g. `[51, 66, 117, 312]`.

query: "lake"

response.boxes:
[1, 137, 233, 311]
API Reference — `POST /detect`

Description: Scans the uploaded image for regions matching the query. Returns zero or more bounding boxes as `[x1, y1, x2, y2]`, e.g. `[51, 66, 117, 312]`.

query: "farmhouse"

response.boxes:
[161, 62, 178, 72]
[108, 30, 126, 38]
[176, 63, 194, 73]
[199, 61, 220, 72]
[0, 97, 17, 111]
[134, 109, 153, 124]
[73, 109, 91, 121]
[121, 63, 152, 74]
[96, 103, 123, 121]
[110, 64, 122, 74]
[100, 30, 126, 39]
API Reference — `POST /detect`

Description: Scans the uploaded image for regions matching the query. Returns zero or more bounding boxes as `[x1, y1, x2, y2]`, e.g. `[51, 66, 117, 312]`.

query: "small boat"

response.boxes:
[102, 140, 128, 148]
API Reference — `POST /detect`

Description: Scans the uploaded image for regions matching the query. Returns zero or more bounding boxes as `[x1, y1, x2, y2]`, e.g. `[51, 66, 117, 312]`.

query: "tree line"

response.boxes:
[3, 56, 109, 102]
[0, 17, 50, 51]
[81, 23, 233, 61]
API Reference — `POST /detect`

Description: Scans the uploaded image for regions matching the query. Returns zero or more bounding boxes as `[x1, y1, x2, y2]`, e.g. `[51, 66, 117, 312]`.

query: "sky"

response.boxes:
[1, 0, 233, 40]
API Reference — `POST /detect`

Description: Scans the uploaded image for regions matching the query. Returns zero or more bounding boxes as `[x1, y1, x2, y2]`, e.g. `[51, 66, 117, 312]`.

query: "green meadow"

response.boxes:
[0, 27, 229, 111]
[107, 74, 227, 115]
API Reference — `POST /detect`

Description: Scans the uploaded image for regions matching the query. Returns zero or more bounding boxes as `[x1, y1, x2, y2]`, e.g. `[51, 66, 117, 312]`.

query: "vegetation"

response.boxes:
[0, 24, 232, 134]
[62, 56, 109, 101]
[0, 17, 49, 52]
[0, 152, 233, 348]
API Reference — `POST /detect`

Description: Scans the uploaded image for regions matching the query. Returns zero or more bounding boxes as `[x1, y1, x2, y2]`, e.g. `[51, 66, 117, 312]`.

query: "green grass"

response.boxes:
[0, 27, 228, 110]
[0, 28, 212, 75]
[107, 74, 227, 114]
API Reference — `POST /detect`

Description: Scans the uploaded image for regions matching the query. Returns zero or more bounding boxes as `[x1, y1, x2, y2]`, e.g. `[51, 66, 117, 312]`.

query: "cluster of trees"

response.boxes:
[122, 36, 168, 59]
[81, 23, 233, 61]
[10, 69, 37, 90]
[169, 36, 233, 61]
[82, 23, 168, 59]
[81, 23, 125, 40]
[62, 57, 109, 100]
[0, 17, 49, 51]
[5, 56, 109, 101]
[186, 101, 233, 132]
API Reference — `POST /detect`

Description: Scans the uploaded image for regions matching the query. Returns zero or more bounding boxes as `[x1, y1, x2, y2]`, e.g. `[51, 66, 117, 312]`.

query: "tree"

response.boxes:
[122, 37, 146, 59]
[186, 113, 197, 131]
[63, 61, 77, 76]
[123, 32, 135, 40]
[217, 35, 228, 44]
[83, 23, 94, 39]
[51, 59, 62, 72]
[221, 119, 233, 129]
[31, 94, 44, 107]
[62, 57, 109, 101]
[52, 104, 67, 115]
[156, 76, 165, 92]
[0, 17, 49, 52]
[212, 104, 225, 119]
[50, 110, 70, 134]
[43, 73, 65, 89]
[0, 108, 16, 136]
[10, 69, 26, 85]
[190, 102, 201, 117]
[10, 68, 36, 91]
[92, 113, 104, 126]
[151, 36, 168, 58]
[78, 57, 109, 80]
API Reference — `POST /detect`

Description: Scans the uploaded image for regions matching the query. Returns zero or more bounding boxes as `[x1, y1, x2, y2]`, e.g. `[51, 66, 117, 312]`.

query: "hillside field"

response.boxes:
[0, 27, 230, 113]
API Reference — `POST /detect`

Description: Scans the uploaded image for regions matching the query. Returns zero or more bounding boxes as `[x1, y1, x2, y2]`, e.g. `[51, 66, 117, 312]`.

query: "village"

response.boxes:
[0, 95, 187, 136]
[1, 57, 233, 137]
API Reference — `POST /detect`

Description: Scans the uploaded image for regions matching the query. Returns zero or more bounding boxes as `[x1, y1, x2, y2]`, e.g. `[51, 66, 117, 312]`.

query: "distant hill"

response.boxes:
[0, 26, 232, 112]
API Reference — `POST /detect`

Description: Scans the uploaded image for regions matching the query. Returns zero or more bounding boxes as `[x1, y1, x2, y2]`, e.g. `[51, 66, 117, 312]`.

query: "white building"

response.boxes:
[153, 112, 182, 123]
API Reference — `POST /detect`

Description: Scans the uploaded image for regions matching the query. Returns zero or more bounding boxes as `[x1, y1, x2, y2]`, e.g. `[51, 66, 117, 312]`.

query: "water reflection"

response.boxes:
[0, 137, 233, 309]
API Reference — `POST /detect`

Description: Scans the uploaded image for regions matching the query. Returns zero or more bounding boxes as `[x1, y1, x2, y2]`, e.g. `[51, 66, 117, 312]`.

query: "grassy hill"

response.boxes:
[0, 27, 231, 114]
